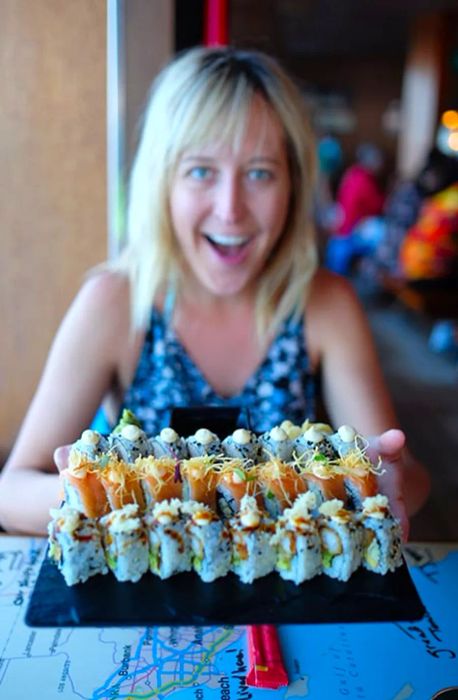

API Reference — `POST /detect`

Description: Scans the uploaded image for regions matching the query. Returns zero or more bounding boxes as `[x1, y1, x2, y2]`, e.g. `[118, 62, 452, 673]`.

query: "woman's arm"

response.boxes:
[306, 269, 430, 532]
[0, 271, 133, 535]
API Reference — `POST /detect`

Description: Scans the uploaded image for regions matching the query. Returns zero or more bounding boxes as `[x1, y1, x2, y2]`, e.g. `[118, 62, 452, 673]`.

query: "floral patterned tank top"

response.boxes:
[120, 306, 317, 435]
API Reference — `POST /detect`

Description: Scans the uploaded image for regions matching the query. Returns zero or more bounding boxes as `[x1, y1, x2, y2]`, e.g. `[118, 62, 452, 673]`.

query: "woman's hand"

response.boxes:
[53, 445, 71, 473]
[366, 429, 409, 541]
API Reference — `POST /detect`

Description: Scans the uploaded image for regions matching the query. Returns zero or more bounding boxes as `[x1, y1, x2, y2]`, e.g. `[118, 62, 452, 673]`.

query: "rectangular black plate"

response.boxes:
[26, 406, 425, 627]
[26, 550, 425, 627]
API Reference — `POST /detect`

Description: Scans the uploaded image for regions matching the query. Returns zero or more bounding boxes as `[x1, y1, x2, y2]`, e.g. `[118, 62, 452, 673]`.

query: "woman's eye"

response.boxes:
[188, 166, 212, 180]
[247, 168, 272, 181]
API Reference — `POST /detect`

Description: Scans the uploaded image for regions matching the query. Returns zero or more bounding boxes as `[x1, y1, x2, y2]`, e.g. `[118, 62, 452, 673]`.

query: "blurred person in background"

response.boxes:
[325, 142, 386, 275]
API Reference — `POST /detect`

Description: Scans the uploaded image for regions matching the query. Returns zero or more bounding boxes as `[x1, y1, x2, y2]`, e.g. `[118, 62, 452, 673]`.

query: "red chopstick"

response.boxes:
[246, 625, 289, 689]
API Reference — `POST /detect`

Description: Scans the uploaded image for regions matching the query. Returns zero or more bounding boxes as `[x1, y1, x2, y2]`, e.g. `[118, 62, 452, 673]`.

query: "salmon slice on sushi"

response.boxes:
[257, 460, 308, 518]
[60, 461, 110, 519]
[99, 457, 146, 512]
[215, 459, 258, 518]
[180, 456, 219, 510]
[136, 456, 183, 507]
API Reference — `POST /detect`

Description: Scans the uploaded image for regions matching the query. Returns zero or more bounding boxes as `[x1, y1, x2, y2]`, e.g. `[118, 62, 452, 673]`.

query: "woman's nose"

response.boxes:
[214, 175, 246, 223]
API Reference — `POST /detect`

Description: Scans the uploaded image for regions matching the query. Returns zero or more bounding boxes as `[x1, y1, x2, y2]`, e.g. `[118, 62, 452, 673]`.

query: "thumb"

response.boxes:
[53, 445, 71, 473]
[367, 429, 410, 541]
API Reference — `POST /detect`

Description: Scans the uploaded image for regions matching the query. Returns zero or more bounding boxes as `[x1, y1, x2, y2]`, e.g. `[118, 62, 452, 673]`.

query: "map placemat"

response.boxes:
[2, 538, 457, 700]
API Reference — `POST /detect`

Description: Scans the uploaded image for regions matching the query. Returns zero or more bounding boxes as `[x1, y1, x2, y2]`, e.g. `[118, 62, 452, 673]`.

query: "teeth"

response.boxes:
[205, 233, 249, 246]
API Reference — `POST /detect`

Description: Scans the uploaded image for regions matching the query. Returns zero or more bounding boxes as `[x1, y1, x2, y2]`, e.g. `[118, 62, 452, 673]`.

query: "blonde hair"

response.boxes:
[110, 46, 318, 338]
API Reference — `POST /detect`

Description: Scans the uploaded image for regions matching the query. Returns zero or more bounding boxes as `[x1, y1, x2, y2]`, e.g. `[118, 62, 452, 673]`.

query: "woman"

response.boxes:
[0, 47, 429, 536]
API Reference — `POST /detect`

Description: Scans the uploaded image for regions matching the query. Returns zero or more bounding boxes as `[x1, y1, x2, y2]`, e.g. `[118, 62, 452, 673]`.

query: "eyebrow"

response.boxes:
[180, 155, 282, 165]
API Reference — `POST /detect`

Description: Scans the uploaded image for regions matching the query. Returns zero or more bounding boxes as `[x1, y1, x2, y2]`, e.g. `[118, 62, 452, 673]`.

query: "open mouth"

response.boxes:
[203, 233, 252, 258]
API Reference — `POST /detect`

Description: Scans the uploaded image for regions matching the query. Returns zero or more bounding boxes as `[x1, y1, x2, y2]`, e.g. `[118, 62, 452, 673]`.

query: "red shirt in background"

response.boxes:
[336, 164, 385, 236]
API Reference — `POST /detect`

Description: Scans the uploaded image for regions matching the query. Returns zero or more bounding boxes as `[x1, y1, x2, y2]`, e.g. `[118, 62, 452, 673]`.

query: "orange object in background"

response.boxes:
[400, 183, 458, 280]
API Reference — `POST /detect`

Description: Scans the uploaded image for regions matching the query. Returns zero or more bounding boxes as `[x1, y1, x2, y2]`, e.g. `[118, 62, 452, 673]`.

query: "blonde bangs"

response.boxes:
[108, 47, 319, 336]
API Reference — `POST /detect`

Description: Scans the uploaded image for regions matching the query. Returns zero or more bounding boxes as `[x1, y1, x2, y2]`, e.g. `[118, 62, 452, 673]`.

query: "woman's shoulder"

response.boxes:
[62, 269, 132, 345]
[306, 268, 367, 358]
[308, 267, 360, 312]
[73, 269, 130, 320]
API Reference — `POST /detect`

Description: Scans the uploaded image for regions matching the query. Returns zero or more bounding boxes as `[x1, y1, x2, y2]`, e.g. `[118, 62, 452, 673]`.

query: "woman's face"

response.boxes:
[169, 98, 291, 299]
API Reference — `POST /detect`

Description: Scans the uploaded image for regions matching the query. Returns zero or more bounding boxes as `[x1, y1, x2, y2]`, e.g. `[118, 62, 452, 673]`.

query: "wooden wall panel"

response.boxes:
[0, 1, 107, 459]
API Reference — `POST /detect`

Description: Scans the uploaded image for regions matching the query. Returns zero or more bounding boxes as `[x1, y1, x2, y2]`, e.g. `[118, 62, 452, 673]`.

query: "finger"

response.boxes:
[53, 445, 71, 473]
[377, 463, 410, 542]
[367, 429, 405, 463]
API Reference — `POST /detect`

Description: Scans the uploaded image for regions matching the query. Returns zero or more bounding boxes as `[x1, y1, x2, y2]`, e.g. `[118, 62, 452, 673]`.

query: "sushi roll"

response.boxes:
[69, 429, 110, 464]
[279, 420, 302, 440]
[216, 460, 258, 518]
[150, 427, 188, 460]
[137, 456, 183, 507]
[109, 423, 150, 463]
[180, 457, 219, 510]
[302, 420, 333, 436]
[99, 457, 146, 512]
[292, 426, 337, 462]
[60, 460, 109, 519]
[230, 495, 276, 584]
[358, 495, 403, 574]
[259, 427, 293, 462]
[222, 428, 259, 462]
[317, 499, 363, 581]
[48, 505, 108, 586]
[186, 428, 222, 458]
[337, 448, 379, 509]
[271, 492, 322, 583]
[144, 499, 191, 579]
[297, 457, 347, 507]
[99, 504, 149, 582]
[327, 424, 364, 457]
[257, 460, 307, 518]
[183, 502, 231, 582]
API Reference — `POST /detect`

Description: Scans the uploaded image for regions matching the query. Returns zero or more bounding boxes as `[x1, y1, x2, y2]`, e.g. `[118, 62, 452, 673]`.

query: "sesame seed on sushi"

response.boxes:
[222, 428, 260, 462]
[259, 426, 293, 462]
[358, 495, 403, 574]
[144, 499, 192, 579]
[99, 504, 149, 583]
[48, 505, 108, 586]
[182, 502, 231, 582]
[150, 427, 188, 460]
[271, 492, 322, 583]
[230, 495, 276, 584]
[186, 428, 222, 458]
[292, 426, 337, 462]
[318, 499, 363, 581]
[69, 429, 110, 463]
[108, 423, 151, 463]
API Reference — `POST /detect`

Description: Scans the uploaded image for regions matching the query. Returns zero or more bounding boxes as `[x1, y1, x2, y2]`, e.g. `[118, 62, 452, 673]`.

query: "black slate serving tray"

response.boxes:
[25, 406, 425, 627]
[25, 547, 424, 627]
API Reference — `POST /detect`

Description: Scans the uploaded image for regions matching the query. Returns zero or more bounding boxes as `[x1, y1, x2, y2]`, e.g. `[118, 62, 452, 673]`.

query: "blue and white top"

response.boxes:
[118, 305, 318, 435]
